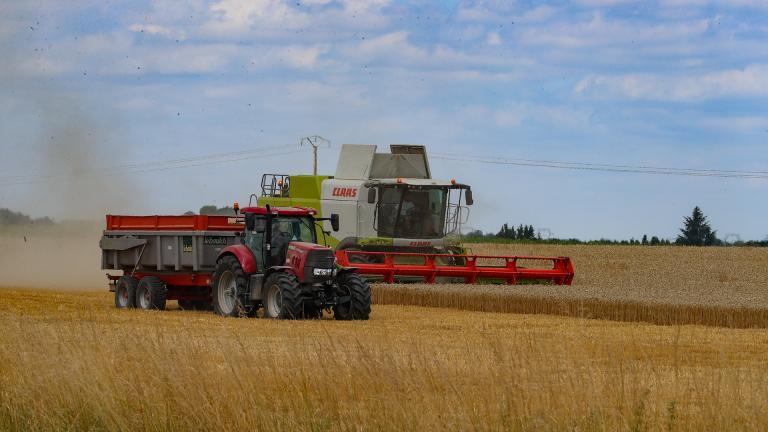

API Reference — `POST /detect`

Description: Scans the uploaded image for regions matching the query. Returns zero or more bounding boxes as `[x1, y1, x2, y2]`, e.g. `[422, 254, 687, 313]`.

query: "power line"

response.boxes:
[431, 153, 768, 180]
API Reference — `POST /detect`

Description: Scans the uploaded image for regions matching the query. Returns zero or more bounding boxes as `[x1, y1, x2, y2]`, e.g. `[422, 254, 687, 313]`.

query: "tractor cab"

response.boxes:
[240, 205, 339, 275]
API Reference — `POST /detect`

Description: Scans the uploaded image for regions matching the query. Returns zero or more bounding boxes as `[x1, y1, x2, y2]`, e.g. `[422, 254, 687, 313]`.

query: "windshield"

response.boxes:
[271, 216, 316, 244]
[377, 186, 447, 238]
[245, 216, 317, 270]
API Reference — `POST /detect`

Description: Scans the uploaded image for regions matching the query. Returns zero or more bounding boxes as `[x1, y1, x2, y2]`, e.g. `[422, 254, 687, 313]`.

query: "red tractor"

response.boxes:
[100, 205, 371, 320]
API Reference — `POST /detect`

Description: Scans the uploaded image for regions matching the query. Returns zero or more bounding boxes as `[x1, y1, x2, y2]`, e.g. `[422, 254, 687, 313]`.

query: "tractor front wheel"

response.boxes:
[333, 272, 371, 320]
[262, 272, 303, 319]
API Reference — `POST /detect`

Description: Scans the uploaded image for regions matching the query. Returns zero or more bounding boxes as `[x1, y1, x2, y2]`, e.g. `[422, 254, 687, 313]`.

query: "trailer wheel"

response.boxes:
[333, 273, 371, 320]
[212, 256, 252, 317]
[115, 276, 138, 309]
[262, 272, 303, 320]
[136, 276, 167, 310]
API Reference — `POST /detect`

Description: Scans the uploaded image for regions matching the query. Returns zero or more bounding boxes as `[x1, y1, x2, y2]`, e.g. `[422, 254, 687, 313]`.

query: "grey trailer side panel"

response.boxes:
[100, 231, 240, 272]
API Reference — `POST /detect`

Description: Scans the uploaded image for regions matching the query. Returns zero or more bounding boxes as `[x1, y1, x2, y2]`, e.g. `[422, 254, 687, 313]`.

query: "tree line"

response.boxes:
[466, 206, 767, 247]
[0, 208, 54, 226]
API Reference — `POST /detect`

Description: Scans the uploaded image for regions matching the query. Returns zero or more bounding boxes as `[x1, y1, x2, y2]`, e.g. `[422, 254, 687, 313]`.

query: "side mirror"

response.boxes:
[465, 189, 474, 206]
[367, 187, 376, 204]
[245, 213, 255, 231]
[330, 213, 340, 232]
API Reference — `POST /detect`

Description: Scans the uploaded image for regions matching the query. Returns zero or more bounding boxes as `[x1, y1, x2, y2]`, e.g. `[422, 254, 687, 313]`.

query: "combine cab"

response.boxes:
[258, 144, 574, 285]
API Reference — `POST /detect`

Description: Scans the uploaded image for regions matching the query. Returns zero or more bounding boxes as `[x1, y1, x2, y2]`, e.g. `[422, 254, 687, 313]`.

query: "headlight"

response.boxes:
[313, 268, 333, 276]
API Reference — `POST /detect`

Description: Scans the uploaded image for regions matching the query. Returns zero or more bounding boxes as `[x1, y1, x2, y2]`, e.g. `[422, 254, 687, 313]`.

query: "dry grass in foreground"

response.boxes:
[2, 288, 768, 431]
[373, 244, 768, 328]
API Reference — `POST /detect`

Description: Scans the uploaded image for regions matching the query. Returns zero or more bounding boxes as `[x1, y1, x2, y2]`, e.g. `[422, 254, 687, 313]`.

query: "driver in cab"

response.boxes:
[271, 220, 300, 264]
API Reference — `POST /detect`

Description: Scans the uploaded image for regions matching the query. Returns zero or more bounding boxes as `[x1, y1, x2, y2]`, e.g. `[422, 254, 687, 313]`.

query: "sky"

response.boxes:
[0, 0, 766, 241]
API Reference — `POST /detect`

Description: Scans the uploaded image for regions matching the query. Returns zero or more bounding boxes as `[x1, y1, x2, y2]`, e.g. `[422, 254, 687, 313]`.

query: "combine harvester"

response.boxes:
[259, 144, 574, 285]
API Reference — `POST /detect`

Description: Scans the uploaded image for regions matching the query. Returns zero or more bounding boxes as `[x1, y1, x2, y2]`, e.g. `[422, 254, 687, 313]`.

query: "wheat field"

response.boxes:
[2, 288, 768, 431]
[2, 243, 768, 430]
[373, 244, 768, 328]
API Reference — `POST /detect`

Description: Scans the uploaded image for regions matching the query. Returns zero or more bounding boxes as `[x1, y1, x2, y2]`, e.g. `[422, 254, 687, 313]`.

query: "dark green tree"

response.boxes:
[497, 223, 516, 239]
[676, 206, 719, 246]
[641, 234, 648, 245]
[199, 205, 236, 215]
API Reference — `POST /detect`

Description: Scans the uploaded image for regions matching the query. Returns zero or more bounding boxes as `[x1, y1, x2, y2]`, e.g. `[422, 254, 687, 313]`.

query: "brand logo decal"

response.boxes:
[204, 236, 229, 246]
[409, 241, 432, 247]
[331, 187, 358, 198]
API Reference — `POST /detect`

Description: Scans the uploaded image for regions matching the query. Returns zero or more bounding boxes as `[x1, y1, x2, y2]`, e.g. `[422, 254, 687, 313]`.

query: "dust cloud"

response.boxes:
[0, 94, 143, 289]
[1, 31, 141, 290]
[0, 223, 106, 290]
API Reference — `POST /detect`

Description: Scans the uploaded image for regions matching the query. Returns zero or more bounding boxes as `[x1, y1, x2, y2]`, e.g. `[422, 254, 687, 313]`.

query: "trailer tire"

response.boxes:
[262, 272, 303, 320]
[212, 256, 252, 318]
[115, 276, 138, 309]
[136, 276, 167, 310]
[333, 273, 371, 320]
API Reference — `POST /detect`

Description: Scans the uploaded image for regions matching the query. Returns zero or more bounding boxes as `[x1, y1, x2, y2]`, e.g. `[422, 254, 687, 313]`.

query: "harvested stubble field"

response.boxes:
[373, 244, 768, 328]
[2, 288, 768, 431]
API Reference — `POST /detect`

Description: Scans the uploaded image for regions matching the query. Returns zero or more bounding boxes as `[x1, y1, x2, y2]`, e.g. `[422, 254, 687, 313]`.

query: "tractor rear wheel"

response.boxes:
[333, 273, 371, 320]
[212, 256, 252, 317]
[262, 272, 303, 319]
[115, 276, 138, 309]
[136, 276, 167, 310]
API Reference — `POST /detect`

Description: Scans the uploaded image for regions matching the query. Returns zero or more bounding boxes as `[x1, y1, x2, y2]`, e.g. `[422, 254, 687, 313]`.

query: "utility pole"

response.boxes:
[300, 135, 330, 175]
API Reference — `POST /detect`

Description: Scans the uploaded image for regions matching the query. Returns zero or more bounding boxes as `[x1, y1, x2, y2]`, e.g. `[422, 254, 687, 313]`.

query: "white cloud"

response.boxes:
[346, 31, 530, 70]
[485, 31, 501, 45]
[574, 0, 638, 6]
[661, 0, 768, 7]
[463, 104, 594, 129]
[575, 64, 768, 101]
[701, 116, 768, 133]
[349, 31, 427, 62]
[129, 24, 186, 40]
[518, 12, 711, 48]
[202, 0, 309, 37]
[493, 110, 521, 127]
[515, 5, 557, 23]
[457, 1, 516, 22]
[198, 0, 390, 39]
[250, 45, 328, 69]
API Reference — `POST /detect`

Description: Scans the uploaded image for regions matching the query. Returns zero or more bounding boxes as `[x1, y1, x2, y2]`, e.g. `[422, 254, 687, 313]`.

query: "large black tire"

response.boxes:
[333, 272, 371, 320]
[135, 276, 167, 310]
[262, 272, 303, 320]
[212, 256, 253, 317]
[115, 276, 138, 309]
